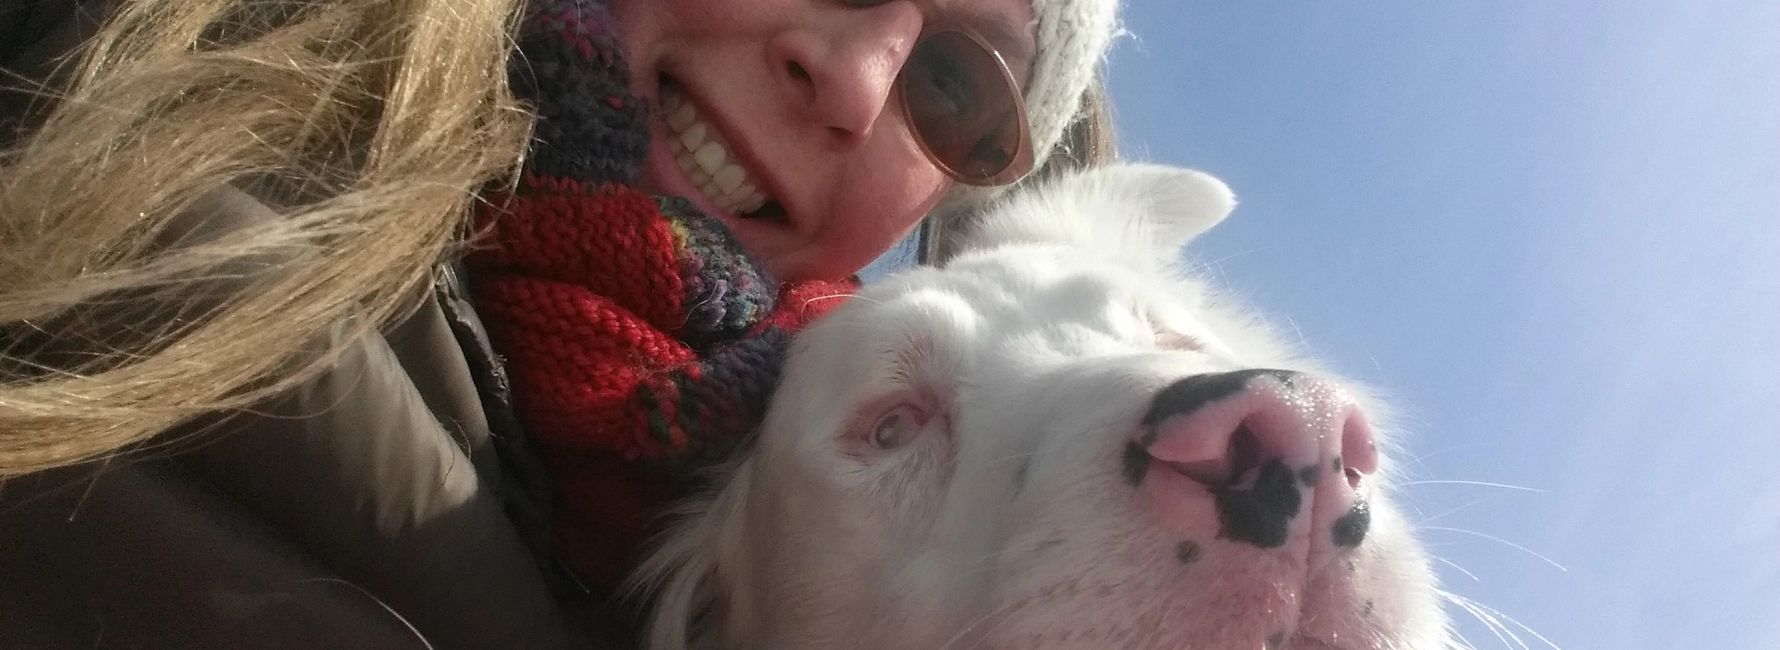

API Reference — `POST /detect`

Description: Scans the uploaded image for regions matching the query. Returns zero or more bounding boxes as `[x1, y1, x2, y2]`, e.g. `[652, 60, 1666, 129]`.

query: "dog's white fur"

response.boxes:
[635, 164, 1451, 649]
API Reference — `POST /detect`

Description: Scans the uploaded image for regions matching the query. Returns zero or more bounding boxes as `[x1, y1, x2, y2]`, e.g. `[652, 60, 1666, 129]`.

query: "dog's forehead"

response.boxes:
[815, 246, 1203, 373]
[876, 247, 1139, 330]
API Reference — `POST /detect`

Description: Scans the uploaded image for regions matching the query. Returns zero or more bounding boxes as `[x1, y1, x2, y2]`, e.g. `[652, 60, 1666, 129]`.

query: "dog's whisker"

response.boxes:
[1442, 591, 1521, 650]
[1398, 479, 1546, 493]
[1421, 526, 1568, 573]
[1433, 555, 1483, 582]
[1459, 596, 1561, 650]
[1441, 589, 1558, 650]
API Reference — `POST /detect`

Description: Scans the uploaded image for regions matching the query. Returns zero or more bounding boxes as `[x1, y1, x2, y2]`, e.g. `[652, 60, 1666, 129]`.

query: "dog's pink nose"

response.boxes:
[1127, 370, 1377, 551]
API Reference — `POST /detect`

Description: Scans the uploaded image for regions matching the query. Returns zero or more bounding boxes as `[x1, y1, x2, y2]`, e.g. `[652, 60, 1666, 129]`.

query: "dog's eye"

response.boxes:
[871, 403, 927, 450]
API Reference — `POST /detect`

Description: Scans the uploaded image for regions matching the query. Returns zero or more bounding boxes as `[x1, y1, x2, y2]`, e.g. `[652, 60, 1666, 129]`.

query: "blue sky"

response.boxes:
[1101, 0, 1780, 647]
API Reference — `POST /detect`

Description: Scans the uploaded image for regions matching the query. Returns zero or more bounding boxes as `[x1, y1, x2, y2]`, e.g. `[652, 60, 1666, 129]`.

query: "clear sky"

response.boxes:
[1102, 0, 1780, 647]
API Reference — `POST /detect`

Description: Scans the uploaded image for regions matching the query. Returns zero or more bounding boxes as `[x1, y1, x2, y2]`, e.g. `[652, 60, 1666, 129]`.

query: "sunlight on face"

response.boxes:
[609, 0, 1037, 281]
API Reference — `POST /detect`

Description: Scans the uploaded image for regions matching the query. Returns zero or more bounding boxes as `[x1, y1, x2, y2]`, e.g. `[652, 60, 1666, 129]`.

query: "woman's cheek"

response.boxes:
[778, 162, 947, 280]
[850, 154, 951, 246]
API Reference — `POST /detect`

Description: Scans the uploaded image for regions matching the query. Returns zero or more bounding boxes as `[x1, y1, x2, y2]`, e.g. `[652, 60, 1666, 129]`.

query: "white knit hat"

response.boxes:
[1024, 0, 1121, 168]
[935, 0, 1121, 214]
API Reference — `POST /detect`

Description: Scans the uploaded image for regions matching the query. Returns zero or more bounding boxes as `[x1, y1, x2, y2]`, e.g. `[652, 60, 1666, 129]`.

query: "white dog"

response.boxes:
[636, 164, 1451, 649]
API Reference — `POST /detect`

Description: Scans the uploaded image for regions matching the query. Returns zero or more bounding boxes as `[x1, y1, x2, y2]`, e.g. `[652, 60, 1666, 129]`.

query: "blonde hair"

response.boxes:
[1039, 79, 1117, 177]
[0, 0, 533, 477]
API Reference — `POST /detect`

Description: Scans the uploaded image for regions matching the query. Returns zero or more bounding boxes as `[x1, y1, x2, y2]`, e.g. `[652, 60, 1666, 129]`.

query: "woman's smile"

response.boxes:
[660, 79, 773, 217]
[643, 74, 799, 258]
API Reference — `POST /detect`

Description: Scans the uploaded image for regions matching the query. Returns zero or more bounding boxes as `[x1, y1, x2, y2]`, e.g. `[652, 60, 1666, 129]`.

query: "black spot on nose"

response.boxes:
[1174, 540, 1202, 566]
[1214, 459, 1302, 548]
[1297, 464, 1320, 486]
[1266, 631, 1288, 649]
[1331, 499, 1372, 548]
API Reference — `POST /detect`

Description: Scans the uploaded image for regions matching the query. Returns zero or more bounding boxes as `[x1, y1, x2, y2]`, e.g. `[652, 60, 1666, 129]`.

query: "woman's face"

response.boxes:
[611, 0, 1037, 281]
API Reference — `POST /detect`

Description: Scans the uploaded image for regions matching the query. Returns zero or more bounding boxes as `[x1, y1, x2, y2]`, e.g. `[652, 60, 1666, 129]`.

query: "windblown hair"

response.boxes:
[0, 0, 533, 477]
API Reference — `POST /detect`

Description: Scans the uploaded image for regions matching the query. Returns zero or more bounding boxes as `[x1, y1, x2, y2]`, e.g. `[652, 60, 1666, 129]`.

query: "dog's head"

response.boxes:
[637, 164, 1450, 649]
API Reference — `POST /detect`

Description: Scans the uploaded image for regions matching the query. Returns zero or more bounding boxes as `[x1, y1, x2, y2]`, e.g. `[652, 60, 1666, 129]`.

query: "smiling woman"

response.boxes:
[608, 0, 1107, 280]
[0, 0, 1116, 646]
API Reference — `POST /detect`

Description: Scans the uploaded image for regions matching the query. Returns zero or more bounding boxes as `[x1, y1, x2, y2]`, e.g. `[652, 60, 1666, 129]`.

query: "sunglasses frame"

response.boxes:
[895, 23, 1036, 188]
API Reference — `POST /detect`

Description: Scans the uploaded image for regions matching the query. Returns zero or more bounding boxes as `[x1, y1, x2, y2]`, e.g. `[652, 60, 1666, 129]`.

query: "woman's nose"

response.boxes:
[766, 4, 925, 144]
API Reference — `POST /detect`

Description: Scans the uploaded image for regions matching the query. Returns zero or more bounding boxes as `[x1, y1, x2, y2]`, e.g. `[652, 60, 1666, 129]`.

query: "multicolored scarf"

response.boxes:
[467, 0, 852, 591]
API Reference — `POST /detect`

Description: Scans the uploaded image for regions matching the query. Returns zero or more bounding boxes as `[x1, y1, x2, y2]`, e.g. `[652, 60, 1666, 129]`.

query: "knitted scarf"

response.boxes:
[466, 0, 852, 591]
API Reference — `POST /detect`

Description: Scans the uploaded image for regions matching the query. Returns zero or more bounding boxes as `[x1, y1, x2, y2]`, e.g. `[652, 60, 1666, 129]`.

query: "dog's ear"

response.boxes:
[954, 163, 1236, 265]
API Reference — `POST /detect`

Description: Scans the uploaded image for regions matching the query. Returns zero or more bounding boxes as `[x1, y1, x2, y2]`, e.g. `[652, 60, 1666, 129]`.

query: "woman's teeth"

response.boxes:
[662, 84, 770, 216]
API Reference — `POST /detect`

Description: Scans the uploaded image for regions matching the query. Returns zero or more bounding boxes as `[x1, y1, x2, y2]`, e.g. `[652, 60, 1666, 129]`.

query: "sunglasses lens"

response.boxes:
[900, 31, 1032, 185]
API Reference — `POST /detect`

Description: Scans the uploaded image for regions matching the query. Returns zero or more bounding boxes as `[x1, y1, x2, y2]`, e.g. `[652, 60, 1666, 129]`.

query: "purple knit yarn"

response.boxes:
[514, 0, 648, 184]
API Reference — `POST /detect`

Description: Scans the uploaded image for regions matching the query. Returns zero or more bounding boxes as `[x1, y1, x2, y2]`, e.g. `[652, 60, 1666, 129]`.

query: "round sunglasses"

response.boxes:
[896, 24, 1035, 187]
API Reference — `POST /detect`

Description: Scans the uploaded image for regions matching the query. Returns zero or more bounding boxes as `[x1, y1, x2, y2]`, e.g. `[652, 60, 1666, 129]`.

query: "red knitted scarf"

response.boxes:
[470, 180, 852, 591]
